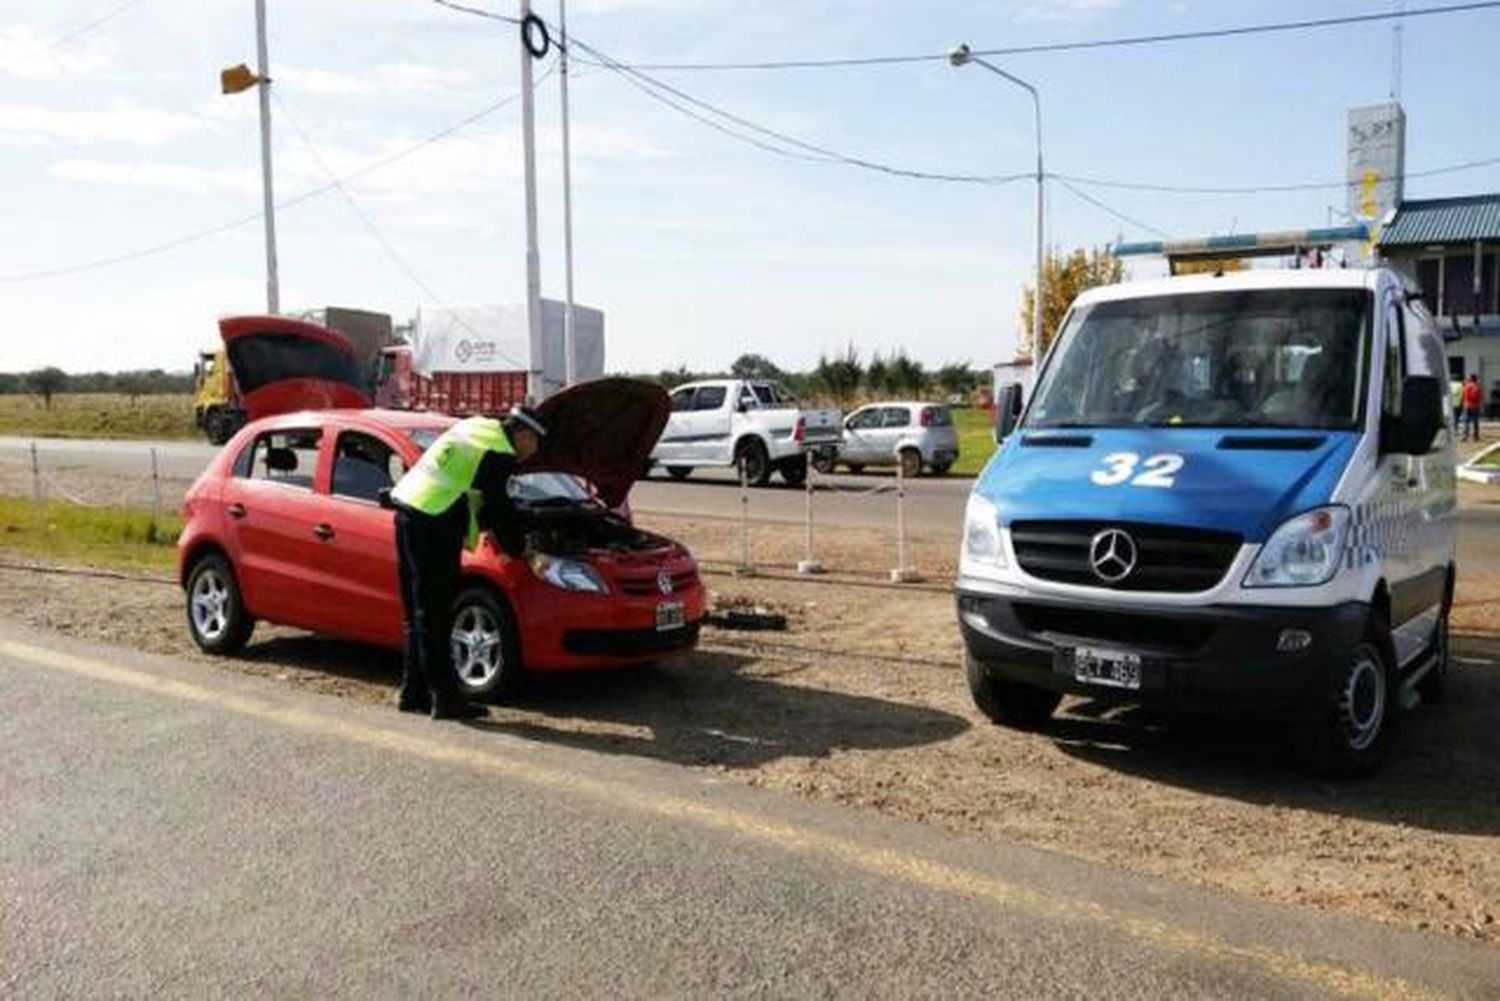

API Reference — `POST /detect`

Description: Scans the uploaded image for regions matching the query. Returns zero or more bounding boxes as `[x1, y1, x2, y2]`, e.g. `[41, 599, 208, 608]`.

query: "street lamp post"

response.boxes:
[950, 44, 1043, 358]
[558, 0, 576, 386]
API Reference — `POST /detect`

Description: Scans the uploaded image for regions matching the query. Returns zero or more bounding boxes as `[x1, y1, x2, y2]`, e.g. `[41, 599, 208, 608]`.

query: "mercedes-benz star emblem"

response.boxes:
[1088, 528, 1138, 584]
[657, 570, 674, 595]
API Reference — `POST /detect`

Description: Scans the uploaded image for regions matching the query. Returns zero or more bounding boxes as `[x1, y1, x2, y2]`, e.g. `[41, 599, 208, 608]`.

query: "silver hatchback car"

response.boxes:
[822, 402, 960, 477]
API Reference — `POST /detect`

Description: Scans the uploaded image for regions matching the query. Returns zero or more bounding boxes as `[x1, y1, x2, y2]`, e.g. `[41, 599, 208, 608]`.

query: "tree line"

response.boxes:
[0, 368, 195, 408]
[648, 350, 988, 405]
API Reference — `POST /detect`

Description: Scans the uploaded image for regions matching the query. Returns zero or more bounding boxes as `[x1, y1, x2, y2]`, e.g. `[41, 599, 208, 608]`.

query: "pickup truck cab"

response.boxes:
[957, 268, 1455, 777]
[652, 379, 842, 486]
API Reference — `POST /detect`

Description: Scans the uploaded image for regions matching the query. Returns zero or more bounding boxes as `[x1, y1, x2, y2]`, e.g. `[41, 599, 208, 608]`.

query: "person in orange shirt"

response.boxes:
[1462, 373, 1484, 441]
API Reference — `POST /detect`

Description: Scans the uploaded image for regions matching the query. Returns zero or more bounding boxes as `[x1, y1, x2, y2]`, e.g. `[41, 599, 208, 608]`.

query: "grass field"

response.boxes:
[950, 406, 996, 477]
[0, 495, 180, 572]
[0, 393, 197, 440]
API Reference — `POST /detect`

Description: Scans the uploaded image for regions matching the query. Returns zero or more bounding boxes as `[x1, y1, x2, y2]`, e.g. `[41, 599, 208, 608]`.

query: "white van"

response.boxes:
[957, 269, 1455, 777]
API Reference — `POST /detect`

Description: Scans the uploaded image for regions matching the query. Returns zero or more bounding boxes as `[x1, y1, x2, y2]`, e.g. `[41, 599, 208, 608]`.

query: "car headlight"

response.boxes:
[960, 493, 1008, 575]
[528, 553, 609, 594]
[1244, 506, 1350, 588]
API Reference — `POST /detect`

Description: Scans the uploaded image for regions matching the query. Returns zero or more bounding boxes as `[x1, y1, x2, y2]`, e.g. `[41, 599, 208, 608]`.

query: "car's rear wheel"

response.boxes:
[451, 586, 525, 702]
[966, 652, 1061, 730]
[185, 553, 254, 654]
[1307, 617, 1395, 779]
[736, 439, 771, 487]
[930, 461, 953, 476]
[810, 453, 837, 475]
[779, 458, 808, 487]
[898, 448, 923, 479]
[666, 466, 693, 481]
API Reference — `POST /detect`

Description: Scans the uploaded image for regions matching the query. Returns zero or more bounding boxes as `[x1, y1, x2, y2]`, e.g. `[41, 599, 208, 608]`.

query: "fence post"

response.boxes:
[733, 458, 756, 577]
[149, 447, 162, 543]
[889, 456, 920, 583]
[797, 449, 824, 575]
[30, 441, 42, 505]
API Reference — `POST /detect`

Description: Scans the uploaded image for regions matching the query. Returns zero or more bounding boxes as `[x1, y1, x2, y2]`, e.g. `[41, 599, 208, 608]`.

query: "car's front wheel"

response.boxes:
[451, 586, 525, 701]
[185, 553, 254, 654]
[966, 652, 1061, 729]
[1307, 617, 1395, 779]
[665, 466, 693, 481]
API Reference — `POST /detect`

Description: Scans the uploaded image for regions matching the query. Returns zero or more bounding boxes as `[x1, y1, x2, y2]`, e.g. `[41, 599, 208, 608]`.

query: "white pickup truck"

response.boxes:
[651, 380, 842, 486]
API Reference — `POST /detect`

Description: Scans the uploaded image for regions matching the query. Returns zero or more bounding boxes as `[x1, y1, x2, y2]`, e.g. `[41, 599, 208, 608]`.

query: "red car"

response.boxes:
[178, 327, 704, 699]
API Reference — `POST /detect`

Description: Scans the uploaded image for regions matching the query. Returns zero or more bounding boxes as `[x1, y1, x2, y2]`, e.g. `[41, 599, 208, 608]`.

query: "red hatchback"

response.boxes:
[177, 402, 706, 700]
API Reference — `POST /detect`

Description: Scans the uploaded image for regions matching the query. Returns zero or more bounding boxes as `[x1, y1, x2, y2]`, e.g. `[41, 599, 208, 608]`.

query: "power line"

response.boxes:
[429, 0, 519, 26]
[1054, 154, 1500, 195]
[585, 1, 1500, 72]
[1054, 176, 1169, 238]
[0, 88, 531, 284]
[48, 0, 146, 49]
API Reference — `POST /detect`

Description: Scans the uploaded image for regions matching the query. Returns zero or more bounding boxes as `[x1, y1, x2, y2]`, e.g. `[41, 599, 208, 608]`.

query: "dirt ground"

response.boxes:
[3, 510, 1498, 946]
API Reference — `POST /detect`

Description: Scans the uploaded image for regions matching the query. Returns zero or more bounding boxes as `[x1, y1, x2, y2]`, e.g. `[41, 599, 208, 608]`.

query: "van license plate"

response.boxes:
[1071, 646, 1142, 690]
[656, 601, 686, 632]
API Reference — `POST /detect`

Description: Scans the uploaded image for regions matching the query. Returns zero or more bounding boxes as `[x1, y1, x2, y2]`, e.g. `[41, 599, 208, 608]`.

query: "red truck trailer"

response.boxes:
[372, 344, 529, 415]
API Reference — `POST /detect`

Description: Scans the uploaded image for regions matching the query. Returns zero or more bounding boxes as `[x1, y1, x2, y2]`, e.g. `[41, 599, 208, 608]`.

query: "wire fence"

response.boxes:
[0, 441, 185, 542]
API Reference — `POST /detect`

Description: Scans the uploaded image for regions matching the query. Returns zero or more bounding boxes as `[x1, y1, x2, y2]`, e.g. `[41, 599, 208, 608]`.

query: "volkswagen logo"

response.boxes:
[1088, 528, 1138, 584]
[657, 570, 674, 595]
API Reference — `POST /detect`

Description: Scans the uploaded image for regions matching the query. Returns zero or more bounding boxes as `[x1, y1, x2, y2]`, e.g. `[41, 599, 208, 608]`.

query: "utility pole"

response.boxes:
[519, 0, 544, 400]
[558, 0, 577, 386]
[254, 0, 279, 314]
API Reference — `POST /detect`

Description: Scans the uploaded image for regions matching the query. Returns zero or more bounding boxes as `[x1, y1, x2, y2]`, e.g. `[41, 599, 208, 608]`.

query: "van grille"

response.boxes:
[1009, 521, 1241, 593]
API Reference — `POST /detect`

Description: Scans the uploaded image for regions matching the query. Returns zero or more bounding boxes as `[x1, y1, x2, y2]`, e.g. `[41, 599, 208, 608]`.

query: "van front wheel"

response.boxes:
[1307, 618, 1395, 779]
[966, 652, 1061, 730]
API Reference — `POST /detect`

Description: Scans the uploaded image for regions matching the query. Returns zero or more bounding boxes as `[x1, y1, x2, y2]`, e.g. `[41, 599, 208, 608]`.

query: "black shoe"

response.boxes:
[396, 690, 431, 714]
[431, 699, 486, 720]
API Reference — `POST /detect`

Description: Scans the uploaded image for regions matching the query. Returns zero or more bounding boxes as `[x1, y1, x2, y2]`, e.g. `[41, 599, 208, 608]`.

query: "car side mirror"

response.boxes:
[1384, 375, 1444, 456]
[994, 384, 1024, 443]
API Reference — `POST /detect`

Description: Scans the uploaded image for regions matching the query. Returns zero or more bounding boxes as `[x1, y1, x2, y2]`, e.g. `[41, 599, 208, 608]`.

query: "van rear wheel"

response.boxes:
[966, 652, 1061, 730]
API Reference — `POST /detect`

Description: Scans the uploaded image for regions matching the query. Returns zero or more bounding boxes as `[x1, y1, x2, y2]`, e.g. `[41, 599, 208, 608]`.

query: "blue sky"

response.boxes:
[3, 0, 1498, 375]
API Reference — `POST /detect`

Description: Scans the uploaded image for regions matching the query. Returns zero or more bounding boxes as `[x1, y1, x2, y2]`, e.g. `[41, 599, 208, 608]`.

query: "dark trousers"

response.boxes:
[1464, 408, 1482, 440]
[395, 502, 468, 707]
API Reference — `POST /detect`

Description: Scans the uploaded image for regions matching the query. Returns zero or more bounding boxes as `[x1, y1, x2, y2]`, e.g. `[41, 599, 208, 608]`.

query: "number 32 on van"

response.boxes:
[1090, 452, 1184, 488]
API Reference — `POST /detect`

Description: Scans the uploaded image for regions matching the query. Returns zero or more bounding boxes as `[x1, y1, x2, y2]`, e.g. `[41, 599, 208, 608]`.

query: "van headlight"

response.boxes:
[528, 553, 609, 594]
[1244, 506, 1350, 588]
[960, 493, 1008, 576]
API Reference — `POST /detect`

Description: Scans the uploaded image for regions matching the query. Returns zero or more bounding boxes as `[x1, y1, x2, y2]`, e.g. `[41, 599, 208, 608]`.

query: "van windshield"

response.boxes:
[1027, 288, 1370, 431]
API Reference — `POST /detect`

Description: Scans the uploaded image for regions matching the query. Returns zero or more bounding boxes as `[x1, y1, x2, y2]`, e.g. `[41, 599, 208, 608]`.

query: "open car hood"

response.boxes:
[524, 378, 670, 508]
[220, 314, 372, 421]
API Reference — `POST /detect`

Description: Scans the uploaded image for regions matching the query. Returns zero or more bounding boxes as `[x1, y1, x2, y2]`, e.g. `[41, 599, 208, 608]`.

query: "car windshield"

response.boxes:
[1027, 288, 1370, 431]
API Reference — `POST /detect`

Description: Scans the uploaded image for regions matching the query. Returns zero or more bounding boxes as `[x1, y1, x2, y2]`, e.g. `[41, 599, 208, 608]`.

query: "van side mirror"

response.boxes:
[994, 384, 1024, 443]
[1383, 374, 1444, 456]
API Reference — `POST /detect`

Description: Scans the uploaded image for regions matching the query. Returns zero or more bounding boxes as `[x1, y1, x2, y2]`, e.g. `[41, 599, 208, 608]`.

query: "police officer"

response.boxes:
[389, 407, 547, 719]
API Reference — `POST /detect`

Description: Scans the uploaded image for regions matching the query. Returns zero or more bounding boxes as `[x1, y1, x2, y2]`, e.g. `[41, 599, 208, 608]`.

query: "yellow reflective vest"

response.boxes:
[391, 416, 515, 548]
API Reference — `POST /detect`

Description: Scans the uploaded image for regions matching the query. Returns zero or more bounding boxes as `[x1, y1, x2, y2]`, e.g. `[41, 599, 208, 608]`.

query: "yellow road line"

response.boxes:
[1, 637, 1445, 1001]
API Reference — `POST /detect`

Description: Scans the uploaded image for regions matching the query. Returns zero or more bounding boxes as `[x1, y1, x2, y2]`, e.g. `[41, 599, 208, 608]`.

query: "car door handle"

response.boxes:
[227, 503, 247, 519]
[313, 523, 335, 541]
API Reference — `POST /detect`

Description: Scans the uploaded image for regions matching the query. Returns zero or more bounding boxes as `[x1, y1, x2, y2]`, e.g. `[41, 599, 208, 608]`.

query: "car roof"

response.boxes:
[1072, 267, 1384, 309]
[244, 408, 456, 437]
[853, 401, 943, 409]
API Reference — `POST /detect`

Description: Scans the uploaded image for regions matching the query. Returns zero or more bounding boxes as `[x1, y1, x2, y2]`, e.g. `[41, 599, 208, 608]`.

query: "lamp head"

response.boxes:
[948, 44, 972, 67]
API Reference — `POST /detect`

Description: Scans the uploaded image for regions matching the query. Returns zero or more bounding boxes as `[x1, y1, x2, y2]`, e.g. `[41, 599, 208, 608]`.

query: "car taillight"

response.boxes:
[919, 408, 933, 427]
[794, 416, 806, 442]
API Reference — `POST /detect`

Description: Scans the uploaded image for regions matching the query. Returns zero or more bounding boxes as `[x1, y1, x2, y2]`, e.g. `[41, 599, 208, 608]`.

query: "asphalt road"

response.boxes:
[4, 623, 1497, 998]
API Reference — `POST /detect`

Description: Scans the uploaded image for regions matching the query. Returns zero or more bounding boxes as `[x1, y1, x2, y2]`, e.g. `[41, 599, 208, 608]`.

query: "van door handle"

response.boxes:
[313, 523, 335, 541]
[227, 503, 246, 519]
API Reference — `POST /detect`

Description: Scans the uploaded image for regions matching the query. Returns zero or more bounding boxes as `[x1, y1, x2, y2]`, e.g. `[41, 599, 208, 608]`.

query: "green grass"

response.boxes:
[1474, 448, 1500, 469]
[0, 393, 197, 440]
[0, 495, 181, 572]
[950, 406, 997, 477]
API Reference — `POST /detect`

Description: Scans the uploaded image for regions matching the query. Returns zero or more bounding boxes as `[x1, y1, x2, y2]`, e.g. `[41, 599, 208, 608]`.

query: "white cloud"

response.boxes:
[0, 25, 115, 80]
[1012, 0, 1122, 22]
[0, 99, 203, 146]
[276, 61, 478, 98]
[48, 158, 259, 194]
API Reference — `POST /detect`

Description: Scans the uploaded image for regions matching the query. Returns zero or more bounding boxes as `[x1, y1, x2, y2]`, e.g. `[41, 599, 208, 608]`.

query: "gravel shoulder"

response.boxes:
[3, 508, 1498, 945]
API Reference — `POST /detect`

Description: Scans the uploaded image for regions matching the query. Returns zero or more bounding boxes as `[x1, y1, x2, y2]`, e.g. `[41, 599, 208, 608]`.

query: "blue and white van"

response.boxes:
[957, 269, 1455, 776]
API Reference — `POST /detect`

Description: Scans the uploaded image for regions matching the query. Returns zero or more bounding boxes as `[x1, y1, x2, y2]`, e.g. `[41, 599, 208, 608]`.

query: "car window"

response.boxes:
[332, 432, 403, 503]
[694, 385, 727, 411]
[881, 407, 911, 428]
[670, 388, 696, 413]
[231, 438, 257, 478]
[847, 408, 880, 430]
[508, 473, 593, 504]
[739, 385, 759, 410]
[248, 429, 320, 490]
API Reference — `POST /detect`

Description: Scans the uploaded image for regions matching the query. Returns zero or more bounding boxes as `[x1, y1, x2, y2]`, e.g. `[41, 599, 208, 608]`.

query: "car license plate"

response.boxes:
[656, 601, 685, 632]
[1071, 646, 1142, 690]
